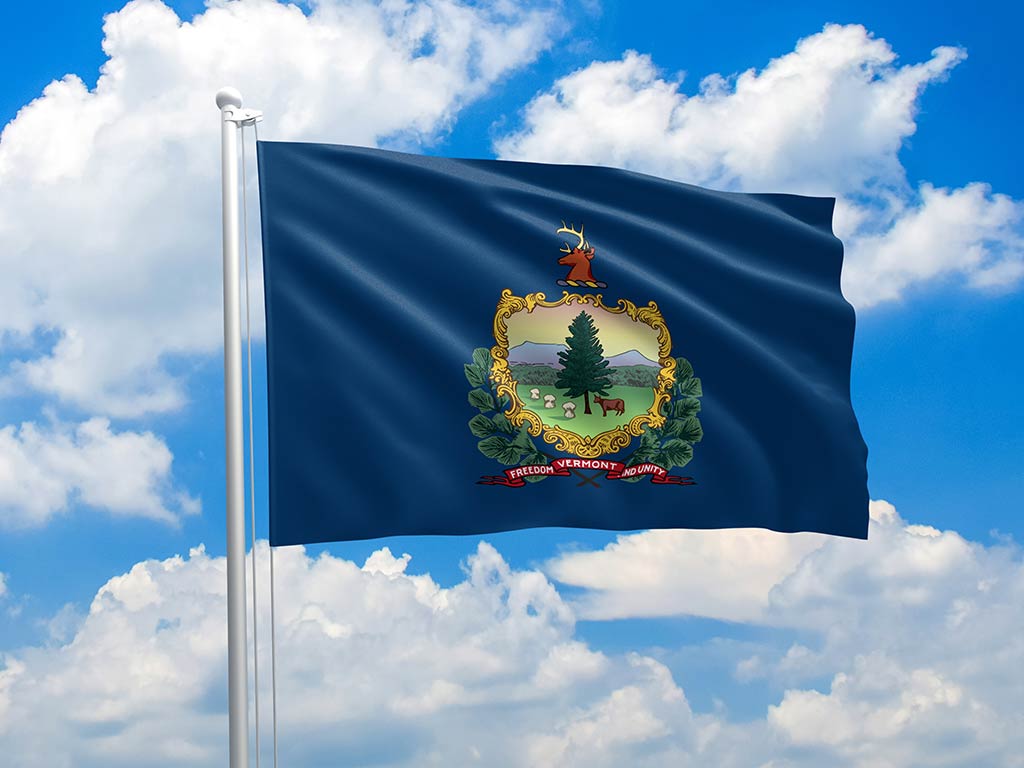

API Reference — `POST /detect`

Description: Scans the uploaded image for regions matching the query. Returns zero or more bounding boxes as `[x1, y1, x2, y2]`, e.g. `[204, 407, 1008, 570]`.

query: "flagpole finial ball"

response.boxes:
[216, 87, 243, 110]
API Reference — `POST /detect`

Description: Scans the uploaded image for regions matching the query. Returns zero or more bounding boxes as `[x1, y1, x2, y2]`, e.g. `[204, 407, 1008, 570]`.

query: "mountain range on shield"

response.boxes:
[508, 341, 658, 368]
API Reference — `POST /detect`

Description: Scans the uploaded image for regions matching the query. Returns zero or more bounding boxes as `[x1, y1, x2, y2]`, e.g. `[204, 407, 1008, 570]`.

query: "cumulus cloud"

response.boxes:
[524, 654, 702, 768]
[545, 501, 1024, 764]
[496, 24, 1024, 307]
[0, 0, 562, 417]
[767, 654, 990, 768]
[547, 502, 914, 624]
[2, 510, 1023, 766]
[757, 503, 1024, 725]
[843, 182, 1024, 304]
[546, 500, 1019, 634]
[548, 527, 826, 622]
[0, 416, 198, 528]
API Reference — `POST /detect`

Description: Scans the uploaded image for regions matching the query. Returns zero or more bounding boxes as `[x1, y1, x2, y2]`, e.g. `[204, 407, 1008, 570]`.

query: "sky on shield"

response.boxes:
[505, 302, 662, 360]
[0, 1, 1022, 766]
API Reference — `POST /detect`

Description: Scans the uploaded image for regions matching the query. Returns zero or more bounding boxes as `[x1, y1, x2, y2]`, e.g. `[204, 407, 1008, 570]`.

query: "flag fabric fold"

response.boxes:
[258, 140, 868, 545]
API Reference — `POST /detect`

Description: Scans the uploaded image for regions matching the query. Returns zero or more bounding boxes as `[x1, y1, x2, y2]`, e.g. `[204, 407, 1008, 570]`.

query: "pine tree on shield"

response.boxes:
[556, 311, 613, 415]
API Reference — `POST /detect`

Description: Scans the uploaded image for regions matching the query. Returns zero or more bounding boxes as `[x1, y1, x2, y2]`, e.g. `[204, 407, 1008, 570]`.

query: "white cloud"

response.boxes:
[531, 640, 608, 691]
[545, 499, 1015, 633]
[495, 24, 1024, 308]
[525, 655, 697, 768]
[0, 572, 6, 599]
[0, 0, 562, 417]
[842, 182, 1024, 304]
[548, 527, 827, 622]
[770, 655, 962, 741]
[2, 514, 1024, 766]
[0, 416, 198, 528]
[545, 501, 1024, 764]
[768, 654, 1001, 768]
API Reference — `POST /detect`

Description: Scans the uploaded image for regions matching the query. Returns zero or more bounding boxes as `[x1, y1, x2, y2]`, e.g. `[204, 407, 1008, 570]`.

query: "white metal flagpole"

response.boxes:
[217, 85, 252, 768]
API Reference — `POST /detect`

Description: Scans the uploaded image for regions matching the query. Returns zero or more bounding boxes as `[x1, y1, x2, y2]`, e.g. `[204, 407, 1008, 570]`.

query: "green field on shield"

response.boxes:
[515, 384, 655, 438]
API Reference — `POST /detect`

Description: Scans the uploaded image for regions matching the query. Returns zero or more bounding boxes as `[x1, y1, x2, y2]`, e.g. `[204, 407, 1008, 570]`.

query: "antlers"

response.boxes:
[557, 221, 591, 253]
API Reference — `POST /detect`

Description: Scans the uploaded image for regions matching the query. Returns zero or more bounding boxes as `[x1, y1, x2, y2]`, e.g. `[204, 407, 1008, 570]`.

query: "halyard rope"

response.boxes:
[240, 124, 261, 768]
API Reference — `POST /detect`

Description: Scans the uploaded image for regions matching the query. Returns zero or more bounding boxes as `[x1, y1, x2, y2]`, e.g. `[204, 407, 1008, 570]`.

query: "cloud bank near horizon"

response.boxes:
[0, 503, 1021, 766]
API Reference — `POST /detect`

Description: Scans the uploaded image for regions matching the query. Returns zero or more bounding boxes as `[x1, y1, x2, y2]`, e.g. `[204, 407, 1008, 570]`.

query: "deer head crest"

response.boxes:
[554, 220, 604, 287]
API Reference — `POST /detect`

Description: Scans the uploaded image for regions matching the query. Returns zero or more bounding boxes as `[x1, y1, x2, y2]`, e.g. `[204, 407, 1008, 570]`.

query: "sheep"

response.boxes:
[543, 394, 556, 409]
[562, 401, 577, 419]
[529, 387, 541, 400]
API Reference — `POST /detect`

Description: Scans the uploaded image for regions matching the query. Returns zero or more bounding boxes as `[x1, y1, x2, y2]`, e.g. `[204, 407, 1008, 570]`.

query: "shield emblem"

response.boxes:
[491, 290, 676, 458]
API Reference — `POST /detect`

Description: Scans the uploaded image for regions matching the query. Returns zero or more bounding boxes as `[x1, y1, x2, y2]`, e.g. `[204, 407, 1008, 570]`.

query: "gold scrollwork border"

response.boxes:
[490, 289, 676, 458]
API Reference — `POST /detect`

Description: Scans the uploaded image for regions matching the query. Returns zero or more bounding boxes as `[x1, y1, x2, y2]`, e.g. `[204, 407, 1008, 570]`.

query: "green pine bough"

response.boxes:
[465, 347, 549, 482]
[465, 349, 703, 483]
[619, 356, 703, 481]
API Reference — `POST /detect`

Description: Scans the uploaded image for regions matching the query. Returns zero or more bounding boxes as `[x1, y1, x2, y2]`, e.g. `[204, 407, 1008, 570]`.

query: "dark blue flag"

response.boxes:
[257, 140, 868, 545]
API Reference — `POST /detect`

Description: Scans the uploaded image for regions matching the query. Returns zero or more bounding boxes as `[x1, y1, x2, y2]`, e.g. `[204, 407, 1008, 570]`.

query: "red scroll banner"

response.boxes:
[479, 458, 695, 488]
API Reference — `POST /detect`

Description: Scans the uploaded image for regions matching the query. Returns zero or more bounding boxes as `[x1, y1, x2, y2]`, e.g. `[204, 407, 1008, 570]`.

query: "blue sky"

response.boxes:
[0, 1, 1022, 766]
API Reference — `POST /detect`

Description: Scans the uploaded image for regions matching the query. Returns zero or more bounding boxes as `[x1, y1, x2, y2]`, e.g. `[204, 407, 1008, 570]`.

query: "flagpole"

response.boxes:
[217, 86, 249, 768]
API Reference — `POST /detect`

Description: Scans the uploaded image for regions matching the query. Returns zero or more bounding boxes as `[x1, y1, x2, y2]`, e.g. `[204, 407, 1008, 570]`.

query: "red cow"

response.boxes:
[592, 395, 625, 417]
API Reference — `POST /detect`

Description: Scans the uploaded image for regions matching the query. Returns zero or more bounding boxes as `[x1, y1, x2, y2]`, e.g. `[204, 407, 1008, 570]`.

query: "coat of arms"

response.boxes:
[466, 222, 703, 487]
